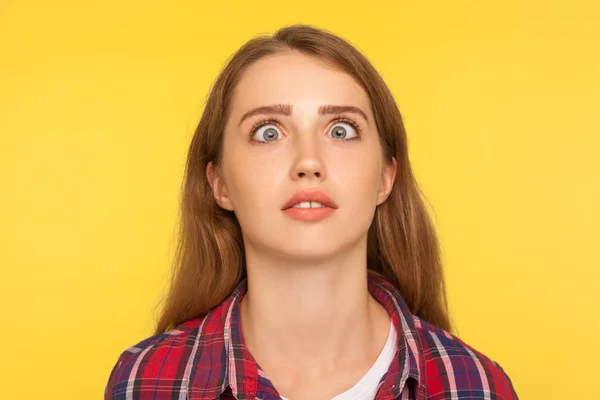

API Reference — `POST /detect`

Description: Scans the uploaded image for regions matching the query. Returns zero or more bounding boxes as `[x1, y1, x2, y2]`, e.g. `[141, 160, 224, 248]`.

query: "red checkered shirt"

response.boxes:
[105, 271, 518, 399]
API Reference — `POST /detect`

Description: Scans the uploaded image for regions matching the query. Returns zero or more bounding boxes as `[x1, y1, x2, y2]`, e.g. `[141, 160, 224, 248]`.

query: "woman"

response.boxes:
[105, 24, 518, 400]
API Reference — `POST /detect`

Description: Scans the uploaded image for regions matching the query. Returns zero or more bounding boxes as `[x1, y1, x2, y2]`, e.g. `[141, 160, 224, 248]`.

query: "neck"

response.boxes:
[239, 240, 391, 378]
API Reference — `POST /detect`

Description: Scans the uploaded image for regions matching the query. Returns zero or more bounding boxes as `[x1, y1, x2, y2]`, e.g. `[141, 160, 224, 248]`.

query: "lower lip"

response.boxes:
[282, 207, 336, 221]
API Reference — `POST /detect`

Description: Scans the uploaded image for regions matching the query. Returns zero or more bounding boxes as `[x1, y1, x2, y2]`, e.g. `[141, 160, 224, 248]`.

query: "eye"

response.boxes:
[328, 120, 360, 140]
[252, 123, 283, 143]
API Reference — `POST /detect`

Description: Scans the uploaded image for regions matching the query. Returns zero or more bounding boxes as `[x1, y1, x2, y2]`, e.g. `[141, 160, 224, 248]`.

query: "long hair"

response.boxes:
[154, 24, 453, 335]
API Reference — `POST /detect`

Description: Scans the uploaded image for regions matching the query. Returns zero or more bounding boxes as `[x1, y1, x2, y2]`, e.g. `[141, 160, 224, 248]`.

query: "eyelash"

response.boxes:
[249, 116, 363, 145]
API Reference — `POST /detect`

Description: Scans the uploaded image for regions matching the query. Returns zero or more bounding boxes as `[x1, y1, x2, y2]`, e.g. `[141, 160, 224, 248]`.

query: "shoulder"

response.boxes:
[104, 316, 207, 400]
[413, 317, 519, 399]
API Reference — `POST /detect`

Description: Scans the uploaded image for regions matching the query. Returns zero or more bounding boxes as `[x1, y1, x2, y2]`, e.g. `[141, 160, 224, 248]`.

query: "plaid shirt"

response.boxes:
[105, 271, 518, 400]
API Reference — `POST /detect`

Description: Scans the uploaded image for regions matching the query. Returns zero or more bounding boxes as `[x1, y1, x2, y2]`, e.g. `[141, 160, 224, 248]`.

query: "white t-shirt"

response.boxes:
[281, 319, 397, 400]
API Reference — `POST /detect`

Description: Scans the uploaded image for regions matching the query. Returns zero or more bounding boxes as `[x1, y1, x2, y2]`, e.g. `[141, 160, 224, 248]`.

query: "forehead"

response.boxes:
[230, 51, 371, 113]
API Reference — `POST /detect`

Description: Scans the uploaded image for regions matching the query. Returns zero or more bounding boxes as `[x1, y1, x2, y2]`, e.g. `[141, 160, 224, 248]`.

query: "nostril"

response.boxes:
[296, 171, 321, 178]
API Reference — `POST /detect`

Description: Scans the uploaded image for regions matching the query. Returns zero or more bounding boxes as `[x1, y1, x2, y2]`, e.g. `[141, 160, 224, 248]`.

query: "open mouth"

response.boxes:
[281, 189, 338, 221]
[282, 204, 336, 221]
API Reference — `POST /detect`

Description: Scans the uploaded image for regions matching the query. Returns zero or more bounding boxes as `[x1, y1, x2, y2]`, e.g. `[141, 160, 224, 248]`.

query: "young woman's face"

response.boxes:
[208, 51, 396, 262]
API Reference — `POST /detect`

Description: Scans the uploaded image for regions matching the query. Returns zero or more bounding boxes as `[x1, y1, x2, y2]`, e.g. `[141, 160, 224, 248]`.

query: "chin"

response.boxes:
[275, 238, 351, 261]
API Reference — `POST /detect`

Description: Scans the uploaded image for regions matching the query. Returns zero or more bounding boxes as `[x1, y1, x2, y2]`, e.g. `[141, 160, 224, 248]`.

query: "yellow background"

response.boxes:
[1, 1, 598, 398]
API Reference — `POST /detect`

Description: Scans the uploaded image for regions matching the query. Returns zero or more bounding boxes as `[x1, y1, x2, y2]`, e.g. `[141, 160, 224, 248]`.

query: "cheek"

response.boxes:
[349, 175, 381, 237]
[224, 156, 289, 248]
[225, 153, 282, 213]
[337, 153, 382, 203]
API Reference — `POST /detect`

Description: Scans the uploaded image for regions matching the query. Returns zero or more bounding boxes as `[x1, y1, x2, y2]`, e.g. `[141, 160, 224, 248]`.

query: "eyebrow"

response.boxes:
[238, 104, 369, 127]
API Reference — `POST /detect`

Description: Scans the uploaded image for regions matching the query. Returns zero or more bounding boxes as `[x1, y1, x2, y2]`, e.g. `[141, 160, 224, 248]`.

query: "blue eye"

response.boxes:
[329, 121, 359, 140]
[252, 124, 282, 143]
[249, 117, 361, 145]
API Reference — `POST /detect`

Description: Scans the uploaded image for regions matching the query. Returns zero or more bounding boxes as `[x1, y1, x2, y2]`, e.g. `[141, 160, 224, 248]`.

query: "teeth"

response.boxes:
[292, 201, 325, 209]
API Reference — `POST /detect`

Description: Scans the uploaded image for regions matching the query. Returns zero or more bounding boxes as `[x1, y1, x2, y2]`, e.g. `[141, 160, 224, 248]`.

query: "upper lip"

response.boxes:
[281, 189, 339, 210]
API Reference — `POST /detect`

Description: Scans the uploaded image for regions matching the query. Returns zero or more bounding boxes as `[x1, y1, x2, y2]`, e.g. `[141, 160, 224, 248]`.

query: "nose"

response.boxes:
[290, 133, 326, 181]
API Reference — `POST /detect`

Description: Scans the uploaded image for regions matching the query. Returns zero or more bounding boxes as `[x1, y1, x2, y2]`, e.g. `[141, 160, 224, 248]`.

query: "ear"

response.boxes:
[206, 161, 234, 211]
[376, 157, 397, 206]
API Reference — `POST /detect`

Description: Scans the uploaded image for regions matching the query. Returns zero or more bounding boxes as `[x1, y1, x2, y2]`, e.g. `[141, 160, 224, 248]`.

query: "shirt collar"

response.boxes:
[366, 271, 424, 398]
[188, 270, 424, 399]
